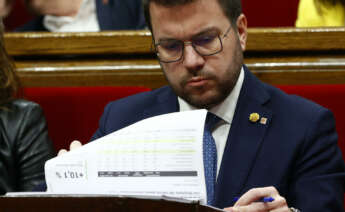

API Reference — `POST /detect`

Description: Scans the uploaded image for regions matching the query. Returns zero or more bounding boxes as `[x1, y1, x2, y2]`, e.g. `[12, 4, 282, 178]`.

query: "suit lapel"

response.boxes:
[96, 0, 110, 30]
[97, 0, 142, 30]
[215, 67, 272, 208]
[97, 0, 122, 30]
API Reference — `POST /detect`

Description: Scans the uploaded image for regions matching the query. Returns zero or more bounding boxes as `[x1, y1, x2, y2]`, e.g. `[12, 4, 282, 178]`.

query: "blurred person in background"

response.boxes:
[0, 0, 13, 18]
[296, 0, 345, 26]
[0, 18, 55, 195]
[16, 0, 146, 32]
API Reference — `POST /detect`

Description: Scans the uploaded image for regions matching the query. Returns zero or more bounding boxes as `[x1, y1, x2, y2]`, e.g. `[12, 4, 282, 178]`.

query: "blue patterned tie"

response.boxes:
[203, 112, 221, 206]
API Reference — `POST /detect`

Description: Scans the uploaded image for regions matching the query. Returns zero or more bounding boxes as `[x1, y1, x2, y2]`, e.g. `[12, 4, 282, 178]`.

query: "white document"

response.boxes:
[45, 110, 208, 203]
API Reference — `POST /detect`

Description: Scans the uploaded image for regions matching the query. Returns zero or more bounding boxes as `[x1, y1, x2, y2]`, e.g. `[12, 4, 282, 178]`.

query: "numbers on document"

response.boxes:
[55, 171, 84, 179]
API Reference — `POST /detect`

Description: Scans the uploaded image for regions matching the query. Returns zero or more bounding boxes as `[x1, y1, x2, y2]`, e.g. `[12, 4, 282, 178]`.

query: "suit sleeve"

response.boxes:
[90, 101, 113, 141]
[288, 108, 345, 211]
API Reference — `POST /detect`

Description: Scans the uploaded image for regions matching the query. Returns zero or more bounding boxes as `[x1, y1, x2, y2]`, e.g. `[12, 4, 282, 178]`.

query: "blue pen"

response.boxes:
[233, 196, 274, 203]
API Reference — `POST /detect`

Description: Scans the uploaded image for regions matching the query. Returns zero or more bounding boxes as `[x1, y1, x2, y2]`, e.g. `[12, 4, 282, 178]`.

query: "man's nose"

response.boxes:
[182, 45, 205, 72]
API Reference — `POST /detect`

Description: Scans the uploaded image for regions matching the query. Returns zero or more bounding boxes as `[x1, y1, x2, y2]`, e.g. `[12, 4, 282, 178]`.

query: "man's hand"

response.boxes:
[25, 0, 83, 16]
[58, 140, 83, 156]
[224, 187, 290, 212]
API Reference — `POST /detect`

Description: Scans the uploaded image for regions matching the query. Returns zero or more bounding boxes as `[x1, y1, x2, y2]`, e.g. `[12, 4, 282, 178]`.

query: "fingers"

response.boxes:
[228, 186, 289, 212]
[234, 186, 278, 206]
[225, 203, 271, 212]
[70, 140, 82, 151]
[223, 207, 236, 212]
[57, 149, 68, 156]
[224, 207, 242, 212]
[57, 140, 83, 156]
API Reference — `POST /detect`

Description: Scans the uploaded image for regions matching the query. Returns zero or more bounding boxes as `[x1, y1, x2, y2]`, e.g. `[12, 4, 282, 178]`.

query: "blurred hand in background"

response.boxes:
[24, 0, 83, 17]
[0, 0, 13, 17]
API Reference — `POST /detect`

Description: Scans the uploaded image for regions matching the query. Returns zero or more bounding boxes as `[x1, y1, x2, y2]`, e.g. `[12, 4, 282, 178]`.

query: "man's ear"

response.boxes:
[236, 14, 247, 51]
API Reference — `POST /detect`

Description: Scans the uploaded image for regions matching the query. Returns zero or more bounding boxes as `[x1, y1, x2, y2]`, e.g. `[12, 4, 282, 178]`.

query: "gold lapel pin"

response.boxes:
[249, 113, 260, 123]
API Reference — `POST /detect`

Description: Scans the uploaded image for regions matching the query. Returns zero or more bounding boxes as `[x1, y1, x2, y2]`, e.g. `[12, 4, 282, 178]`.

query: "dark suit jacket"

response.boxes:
[15, 0, 146, 31]
[91, 66, 345, 211]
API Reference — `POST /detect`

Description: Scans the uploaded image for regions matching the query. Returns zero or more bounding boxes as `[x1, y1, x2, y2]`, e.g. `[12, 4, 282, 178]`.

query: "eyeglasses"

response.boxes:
[154, 26, 232, 63]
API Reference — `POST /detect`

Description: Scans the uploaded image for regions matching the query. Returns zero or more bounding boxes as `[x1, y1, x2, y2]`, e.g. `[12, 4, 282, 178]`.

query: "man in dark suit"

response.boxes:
[15, 0, 146, 31]
[65, 0, 345, 211]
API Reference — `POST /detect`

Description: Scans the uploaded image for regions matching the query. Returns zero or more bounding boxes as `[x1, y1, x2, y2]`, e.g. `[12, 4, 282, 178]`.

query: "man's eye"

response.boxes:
[161, 42, 181, 51]
[193, 35, 216, 46]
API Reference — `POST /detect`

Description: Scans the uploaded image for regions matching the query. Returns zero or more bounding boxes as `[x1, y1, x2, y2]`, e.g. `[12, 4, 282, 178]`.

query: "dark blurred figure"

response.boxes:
[296, 0, 345, 26]
[2, 0, 33, 31]
[16, 0, 146, 32]
[0, 18, 55, 195]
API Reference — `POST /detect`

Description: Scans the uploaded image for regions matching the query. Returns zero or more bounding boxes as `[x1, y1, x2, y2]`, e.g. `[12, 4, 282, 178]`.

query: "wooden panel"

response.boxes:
[0, 195, 216, 212]
[16, 59, 166, 88]
[246, 27, 345, 51]
[4, 28, 345, 88]
[5, 30, 153, 56]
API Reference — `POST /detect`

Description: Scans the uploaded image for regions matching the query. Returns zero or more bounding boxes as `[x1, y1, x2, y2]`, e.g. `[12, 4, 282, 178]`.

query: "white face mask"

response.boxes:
[43, 0, 100, 32]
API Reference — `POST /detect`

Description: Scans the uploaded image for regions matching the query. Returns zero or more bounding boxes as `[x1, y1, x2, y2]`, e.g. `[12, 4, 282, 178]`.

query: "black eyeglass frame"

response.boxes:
[153, 25, 232, 63]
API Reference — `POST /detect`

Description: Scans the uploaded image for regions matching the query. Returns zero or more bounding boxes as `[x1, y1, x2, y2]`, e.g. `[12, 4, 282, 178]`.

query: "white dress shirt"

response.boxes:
[44, 0, 99, 32]
[178, 67, 245, 177]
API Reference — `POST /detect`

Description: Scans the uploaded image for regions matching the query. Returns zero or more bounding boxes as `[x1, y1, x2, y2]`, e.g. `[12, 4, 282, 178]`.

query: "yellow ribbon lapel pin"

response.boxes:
[249, 113, 260, 123]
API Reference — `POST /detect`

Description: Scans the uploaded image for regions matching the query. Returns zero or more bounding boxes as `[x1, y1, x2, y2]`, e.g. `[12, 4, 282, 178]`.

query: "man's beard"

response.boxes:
[163, 40, 243, 109]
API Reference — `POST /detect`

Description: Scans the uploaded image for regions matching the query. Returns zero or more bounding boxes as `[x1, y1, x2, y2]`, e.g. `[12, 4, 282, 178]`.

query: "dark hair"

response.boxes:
[0, 19, 19, 106]
[142, 0, 242, 32]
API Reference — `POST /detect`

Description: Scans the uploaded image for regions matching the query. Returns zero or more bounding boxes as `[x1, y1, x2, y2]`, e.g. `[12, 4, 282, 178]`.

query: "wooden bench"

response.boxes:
[5, 28, 345, 88]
